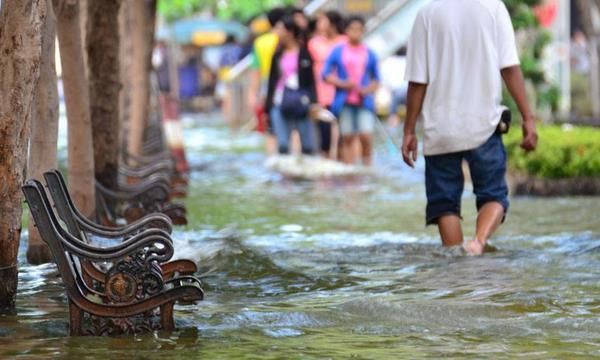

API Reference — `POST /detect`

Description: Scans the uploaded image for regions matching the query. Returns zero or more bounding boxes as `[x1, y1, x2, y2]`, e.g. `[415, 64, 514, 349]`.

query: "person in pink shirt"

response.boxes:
[308, 11, 346, 158]
[322, 16, 380, 166]
[265, 15, 317, 155]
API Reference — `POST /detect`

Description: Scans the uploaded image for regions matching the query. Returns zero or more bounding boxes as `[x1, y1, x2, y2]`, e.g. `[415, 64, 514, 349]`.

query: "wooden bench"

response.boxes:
[119, 163, 188, 198]
[117, 112, 188, 224]
[95, 177, 188, 226]
[44, 170, 197, 282]
[23, 179, 204, 336]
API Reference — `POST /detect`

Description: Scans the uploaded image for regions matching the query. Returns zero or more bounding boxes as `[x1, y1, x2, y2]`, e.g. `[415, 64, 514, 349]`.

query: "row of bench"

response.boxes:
[23, 169, 204, 336]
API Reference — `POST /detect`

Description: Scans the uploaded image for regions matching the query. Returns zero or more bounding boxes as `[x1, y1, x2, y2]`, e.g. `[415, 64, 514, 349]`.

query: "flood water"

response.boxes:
[1, 114, 599, 359]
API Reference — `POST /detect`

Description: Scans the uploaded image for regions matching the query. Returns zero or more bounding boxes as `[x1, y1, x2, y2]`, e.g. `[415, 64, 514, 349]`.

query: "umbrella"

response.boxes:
[157, 17, 248, 46]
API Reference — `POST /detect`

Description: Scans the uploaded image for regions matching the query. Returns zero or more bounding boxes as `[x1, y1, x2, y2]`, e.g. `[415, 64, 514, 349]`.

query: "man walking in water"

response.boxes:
[402, 0, 538, 255]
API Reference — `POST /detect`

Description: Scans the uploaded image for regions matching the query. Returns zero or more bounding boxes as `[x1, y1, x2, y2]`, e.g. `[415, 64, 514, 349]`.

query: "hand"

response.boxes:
[520, 118, 538, 152]
[341, 80, 355, 90]
[359, 87, 371, 96]
[402, 132, 418, 168]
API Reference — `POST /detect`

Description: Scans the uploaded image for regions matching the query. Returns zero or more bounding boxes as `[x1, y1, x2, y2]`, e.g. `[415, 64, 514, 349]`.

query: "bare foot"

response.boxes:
[463, 238, 485, 255]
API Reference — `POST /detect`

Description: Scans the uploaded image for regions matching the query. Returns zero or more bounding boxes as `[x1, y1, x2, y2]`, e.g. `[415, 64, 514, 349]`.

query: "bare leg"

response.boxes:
[265, 134, 278, 155]
[342, 136, 356, 164]
[290, 130, 301, 155]
[464, 202, 504, 255]
[221, 87, 232, 126]
[358, 133, 373, 166]
[353, 136, 362, 164]
[437, 214, 463, 247]
[336, 135, 344, 162]
[330, 123, 339, 159]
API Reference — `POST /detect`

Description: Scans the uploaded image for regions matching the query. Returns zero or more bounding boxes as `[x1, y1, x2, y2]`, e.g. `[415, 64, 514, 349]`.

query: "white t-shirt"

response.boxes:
[405, 0, 520, 155]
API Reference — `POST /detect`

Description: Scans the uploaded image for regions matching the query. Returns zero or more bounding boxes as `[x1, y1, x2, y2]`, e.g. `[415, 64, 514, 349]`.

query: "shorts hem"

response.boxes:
[426, 211, 463, 226]
[476, 198, 509, 223]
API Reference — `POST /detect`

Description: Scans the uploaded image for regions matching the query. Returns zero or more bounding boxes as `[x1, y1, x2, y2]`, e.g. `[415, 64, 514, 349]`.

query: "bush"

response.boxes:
[504, 125, 600, 178]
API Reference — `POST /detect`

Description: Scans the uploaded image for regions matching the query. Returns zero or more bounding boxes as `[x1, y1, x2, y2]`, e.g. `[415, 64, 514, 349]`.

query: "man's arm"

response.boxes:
[402, 82, 427, 167]
[501, 66, 537, 152]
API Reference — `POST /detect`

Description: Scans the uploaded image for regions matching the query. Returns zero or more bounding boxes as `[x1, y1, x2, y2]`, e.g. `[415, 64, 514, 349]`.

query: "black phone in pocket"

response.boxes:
[496, 108, 511, 135]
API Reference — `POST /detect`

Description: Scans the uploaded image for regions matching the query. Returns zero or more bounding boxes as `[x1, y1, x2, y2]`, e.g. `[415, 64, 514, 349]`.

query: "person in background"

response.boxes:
[402, 0, 537, 255]
[239, 32, 257, 60]
[288, 6, 310, 42]
[219, 35, 242, 71]
[248, 7, 286, 153]
[265, 15, 317, 155]
[152, 41, 189, 173]
[571, 30, 590, 74]
[308, 10, 346, 159]
[322, 16, 380, 166]
[217, 35, 242, 124]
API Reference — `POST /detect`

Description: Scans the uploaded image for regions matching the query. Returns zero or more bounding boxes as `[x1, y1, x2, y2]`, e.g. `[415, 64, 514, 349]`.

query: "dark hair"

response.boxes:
[325, 10, 345, 34]
[266, 7, 286, 27]
[345, 15, 366, 29]
[308, 17, 318, 35]
[281, 14, 302, 40]
[286, 6, 304, 16]
[225, 34, 236, 44]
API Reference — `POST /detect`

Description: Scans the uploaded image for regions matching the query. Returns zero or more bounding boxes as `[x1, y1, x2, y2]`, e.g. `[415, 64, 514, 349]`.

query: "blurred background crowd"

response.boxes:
[151, 0, 598, 124]
[142, 0, 600, 176]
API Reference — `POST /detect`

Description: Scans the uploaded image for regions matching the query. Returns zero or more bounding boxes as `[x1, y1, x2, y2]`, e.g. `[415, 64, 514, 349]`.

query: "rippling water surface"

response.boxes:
[1, 114, 599, 359]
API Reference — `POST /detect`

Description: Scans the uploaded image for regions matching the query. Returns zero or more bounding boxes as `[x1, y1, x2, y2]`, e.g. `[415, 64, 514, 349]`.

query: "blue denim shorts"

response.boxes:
[339, 105, 375, 136]
[424, 133, 509, 225]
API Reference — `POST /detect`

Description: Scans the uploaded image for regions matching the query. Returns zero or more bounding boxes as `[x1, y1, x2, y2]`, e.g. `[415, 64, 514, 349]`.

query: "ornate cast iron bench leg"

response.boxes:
[160, 302, 175, 331]
[69, 301, 83, 336]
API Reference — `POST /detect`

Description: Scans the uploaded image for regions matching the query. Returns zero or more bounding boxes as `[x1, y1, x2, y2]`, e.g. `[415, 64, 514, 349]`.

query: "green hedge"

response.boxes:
[503, 125, 600, 179]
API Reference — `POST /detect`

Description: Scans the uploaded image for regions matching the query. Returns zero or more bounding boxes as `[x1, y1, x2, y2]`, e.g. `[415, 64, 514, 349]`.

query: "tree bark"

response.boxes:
[119, 1, 133, 146]
[87, 0, 121, 189]
[127, 0, 157, 162]
[27, 0, 58, 265]
[0, 0, 46, 312]
[54, 0, 96, 218]
[78, 0, 87, 75]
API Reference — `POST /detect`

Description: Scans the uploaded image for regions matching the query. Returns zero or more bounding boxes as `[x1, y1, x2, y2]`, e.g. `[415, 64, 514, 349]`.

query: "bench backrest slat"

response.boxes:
[23, 181, 84, 298]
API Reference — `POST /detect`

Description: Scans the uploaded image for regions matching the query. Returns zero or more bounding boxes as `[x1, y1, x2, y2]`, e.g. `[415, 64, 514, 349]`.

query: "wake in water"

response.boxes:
[265, 155, 373, 180]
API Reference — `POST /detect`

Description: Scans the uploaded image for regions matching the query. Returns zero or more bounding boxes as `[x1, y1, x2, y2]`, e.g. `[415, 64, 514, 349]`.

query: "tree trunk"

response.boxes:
[78, 0, 87, 75]
[119, 1, 133, 148]
[54, 0, 96, 218]
[0, 0, 46, 313]
[27, 0, 59, 265]
[127, 0, 157, 162]
[87, 0, 121, 189]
